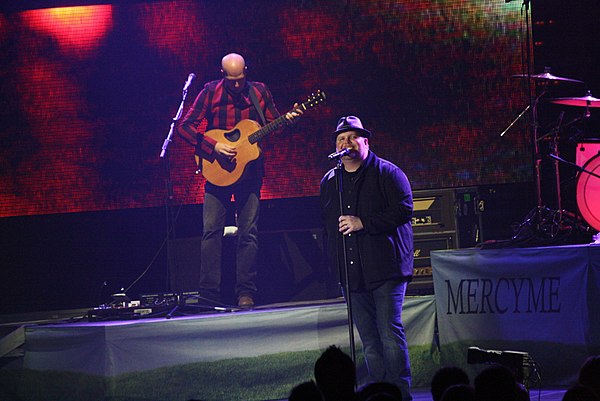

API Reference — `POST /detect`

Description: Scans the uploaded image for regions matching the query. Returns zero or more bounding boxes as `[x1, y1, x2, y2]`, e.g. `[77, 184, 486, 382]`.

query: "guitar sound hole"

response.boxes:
[224, 129, 241, 143]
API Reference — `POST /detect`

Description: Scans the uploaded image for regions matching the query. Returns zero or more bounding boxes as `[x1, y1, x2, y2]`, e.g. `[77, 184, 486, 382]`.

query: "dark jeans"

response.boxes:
[351, 279, 412, 401]
[200, 179, 261, 301]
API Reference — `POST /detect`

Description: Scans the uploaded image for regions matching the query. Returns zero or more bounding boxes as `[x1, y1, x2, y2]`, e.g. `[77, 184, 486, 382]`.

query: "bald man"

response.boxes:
[177, 53, 302, 309]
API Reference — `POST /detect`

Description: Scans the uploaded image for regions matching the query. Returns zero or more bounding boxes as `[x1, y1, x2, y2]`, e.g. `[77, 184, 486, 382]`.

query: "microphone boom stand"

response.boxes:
[334, 159, 357, 364]
[158, 76, 193, 295]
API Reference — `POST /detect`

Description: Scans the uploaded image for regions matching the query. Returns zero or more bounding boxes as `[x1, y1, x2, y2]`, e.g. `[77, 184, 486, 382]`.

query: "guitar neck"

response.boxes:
[247, 90, 325, 144]
[248, 114, 290, 145]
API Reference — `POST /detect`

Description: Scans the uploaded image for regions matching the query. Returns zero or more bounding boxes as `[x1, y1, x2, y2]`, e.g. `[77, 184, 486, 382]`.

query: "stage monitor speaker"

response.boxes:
[256, 229, 338, 304]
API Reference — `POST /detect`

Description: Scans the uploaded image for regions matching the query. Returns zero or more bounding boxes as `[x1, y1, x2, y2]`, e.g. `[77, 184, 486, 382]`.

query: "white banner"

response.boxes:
[431, 244, 595, 346]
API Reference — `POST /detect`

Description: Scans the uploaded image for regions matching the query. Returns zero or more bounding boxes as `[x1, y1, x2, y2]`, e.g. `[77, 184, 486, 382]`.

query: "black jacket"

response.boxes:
[320, 151, 414, 289]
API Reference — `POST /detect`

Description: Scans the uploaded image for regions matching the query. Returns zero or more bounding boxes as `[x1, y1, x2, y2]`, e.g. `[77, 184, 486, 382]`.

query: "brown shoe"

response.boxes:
[238, 295, 254, 308]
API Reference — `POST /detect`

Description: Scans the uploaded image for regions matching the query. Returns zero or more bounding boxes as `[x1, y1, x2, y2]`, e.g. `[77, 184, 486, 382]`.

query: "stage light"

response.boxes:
[21, 5, 113, 58]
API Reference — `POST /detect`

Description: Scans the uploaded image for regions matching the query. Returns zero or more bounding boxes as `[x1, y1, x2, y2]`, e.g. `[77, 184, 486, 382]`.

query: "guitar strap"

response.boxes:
[248, 83, 267, 127]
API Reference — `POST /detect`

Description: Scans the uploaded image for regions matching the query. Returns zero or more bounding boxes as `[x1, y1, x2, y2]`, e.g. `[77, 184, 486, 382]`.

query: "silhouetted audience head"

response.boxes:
[562, 384, 600, 401]
[314, 345, 356, 401]
[578, 355, 600, 398]
[474, 364, 518, 401]
[431, 366, 470, 401]
[289, 380, 323, 401]
[355, 382, 402, 401]
[440, 383, 475, 401]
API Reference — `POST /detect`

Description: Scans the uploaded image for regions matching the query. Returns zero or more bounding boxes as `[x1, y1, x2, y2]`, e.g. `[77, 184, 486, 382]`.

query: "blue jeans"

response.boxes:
[201, 180, 261, 301]
[350, 280, 412, 401]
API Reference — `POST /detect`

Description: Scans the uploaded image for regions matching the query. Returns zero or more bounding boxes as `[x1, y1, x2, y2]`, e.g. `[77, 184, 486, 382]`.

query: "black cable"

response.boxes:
[121, 167, 200, 296]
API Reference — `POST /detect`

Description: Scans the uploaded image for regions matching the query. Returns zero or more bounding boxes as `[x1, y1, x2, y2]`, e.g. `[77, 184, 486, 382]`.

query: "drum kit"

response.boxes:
[511, 67, 600, 239]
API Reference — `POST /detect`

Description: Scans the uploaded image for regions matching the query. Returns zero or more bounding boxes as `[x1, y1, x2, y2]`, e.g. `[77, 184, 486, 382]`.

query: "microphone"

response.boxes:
[328, 148, 352, 160]
[183, 73, 196, 92]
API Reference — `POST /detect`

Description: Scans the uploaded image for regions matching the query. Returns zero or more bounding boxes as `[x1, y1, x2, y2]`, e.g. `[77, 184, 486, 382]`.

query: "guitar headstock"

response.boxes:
[301, 90, 327, 110]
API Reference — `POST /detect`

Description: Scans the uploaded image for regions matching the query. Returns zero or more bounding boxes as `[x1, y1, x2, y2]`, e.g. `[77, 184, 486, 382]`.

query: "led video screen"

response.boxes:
[0, 0, 531, 217]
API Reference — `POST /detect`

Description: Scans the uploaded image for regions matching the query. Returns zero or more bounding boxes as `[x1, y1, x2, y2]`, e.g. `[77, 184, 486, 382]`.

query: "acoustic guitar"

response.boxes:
[195, 90, 326, 187]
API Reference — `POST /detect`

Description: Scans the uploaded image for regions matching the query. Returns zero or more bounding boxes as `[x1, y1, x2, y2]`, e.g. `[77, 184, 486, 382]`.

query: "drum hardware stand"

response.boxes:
[507, 0, 587, 245]
[510, 84, 554, 243]
[549, 111, 564, 213]
[512, 109, 592, 243]
[531, 89, 546, 212]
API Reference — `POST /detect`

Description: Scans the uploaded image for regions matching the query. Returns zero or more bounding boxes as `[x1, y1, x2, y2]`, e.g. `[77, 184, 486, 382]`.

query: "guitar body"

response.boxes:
[196, 119, 263, 187]
[193, 90, 326, 187]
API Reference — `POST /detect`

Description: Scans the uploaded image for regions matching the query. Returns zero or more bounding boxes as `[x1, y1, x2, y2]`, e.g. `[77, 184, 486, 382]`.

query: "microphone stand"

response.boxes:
[158, 77, 192, 293]
[160, 76, 191, 158]
[334, 159, 357, 364]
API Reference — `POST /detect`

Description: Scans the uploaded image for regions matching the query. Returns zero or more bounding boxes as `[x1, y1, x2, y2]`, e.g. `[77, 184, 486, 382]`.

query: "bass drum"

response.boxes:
[576, 153, 600, 231]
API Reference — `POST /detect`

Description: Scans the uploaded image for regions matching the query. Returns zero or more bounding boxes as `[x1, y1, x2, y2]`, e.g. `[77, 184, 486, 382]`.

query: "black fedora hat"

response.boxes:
[332, 116, 372, 139]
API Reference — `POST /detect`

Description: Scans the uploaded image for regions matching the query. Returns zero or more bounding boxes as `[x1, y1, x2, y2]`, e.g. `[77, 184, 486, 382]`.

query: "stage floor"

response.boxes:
[1, 297, 574, 401]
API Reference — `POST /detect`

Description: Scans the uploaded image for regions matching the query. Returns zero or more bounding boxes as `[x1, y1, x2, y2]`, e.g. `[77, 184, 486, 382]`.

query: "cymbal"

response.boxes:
[549, 92, 600, 108]
[512, 72, 584, 83]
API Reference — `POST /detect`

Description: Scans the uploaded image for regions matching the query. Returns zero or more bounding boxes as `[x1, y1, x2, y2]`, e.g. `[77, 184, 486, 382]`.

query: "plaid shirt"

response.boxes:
[177, 79, 281, 159]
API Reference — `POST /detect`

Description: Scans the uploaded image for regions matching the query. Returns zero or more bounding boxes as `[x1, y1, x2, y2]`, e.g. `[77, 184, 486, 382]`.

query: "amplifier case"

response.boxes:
[408, 233, 455, 295]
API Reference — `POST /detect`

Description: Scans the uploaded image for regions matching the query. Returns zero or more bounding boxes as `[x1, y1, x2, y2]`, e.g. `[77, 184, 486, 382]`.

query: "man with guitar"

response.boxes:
[176, 53, 304, 308]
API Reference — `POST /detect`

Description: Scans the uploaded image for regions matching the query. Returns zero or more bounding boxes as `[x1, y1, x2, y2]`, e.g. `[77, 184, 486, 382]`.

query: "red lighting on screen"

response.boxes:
[280, 10, 342, 61]
[138, 2, 209, 67]
[21, 5, 113, 58]
[0, 13, 8, 43]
